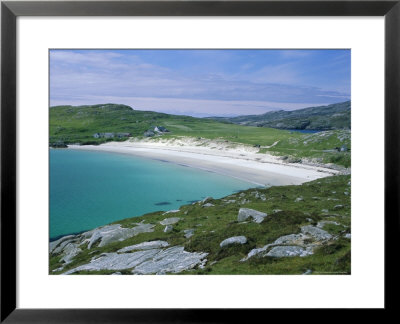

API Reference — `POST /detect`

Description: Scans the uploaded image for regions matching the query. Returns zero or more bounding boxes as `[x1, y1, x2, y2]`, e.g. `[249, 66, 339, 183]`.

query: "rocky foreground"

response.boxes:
[50, 175, 351, 275]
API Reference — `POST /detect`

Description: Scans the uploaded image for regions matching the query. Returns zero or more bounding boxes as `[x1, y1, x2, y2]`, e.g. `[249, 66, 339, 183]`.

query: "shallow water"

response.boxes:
[50, 149, 256, 239]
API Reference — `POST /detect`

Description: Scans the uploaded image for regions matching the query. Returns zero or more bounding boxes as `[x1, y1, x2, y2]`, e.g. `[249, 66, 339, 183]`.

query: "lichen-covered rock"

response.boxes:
[63, 246, 208, 275]
[118, 241, 169, 253]
[60, 243, 82, 264]
[237, 208, 267, 223]
[83, 223, 155, 249]
[132, 246, 208, 275]
[50, 235, 76, 254]
[64, 249, 161, 274]
[241, 232, 312, 261]
[301, 225, 332, 241]
[159, 217, 181, 225]
[266, 246, 313, 257]
[220, 236, 247, 248]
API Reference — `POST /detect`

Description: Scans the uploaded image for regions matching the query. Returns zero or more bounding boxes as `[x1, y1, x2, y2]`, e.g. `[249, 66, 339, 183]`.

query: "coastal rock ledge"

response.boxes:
[63, 246, 208, 275]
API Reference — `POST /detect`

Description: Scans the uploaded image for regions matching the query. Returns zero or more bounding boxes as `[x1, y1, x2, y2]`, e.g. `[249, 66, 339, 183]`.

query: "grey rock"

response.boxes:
[202, 203, 214, 208]
[273, 233, 309, 246]
[301, 225, 332, 241]
[50, 235, 76, 254]
[52, 238, 77, 255]
[164, 225, 173, 233]
[118, 240, 169, 253]
[184, 229, 195, 238]
[132, 246, 208, 275]
[160, 217, 181, 225]
[111, 272, 122, 275]
[303, 269, 313, 275]
[266, 246, 313, 257]
[273, 209, 282, 213]
[83, 224, 155, 249]
[60, 243, 82, 264]
[238, 208, 267, 223]
[321, 209, 329, 213]
[344, 233, 351, 239]
[220, 236, 247, 248]
[64, 249, 161, 274]
[242, 232, 313, 261]
[295, 197, 304, 202]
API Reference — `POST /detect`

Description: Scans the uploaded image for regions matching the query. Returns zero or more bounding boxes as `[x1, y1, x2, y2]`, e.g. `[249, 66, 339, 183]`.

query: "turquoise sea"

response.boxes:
[50, 149, 256, 240]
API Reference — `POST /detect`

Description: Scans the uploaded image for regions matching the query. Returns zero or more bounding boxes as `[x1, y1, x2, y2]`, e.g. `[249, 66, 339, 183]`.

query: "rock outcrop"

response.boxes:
[63, 246, 208, 275]
[301, 225, 333, 241]
[220, 236, 247, 248]
[266, 246, 313, 257]
[50, 223, 155, 266]
[118, 240, 169, 253]
[159, 217, 181, 226]
[237, 208, 267, 223]
[83, 223, 155, 249]
[242, 225, 334, 261]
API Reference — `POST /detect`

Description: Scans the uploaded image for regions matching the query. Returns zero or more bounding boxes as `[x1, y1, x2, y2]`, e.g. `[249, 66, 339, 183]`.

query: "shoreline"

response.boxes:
[67, 138, 340, 187]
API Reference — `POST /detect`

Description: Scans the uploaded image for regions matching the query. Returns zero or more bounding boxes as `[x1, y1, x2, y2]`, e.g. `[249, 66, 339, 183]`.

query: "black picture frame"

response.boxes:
[1, 0, 399, 322]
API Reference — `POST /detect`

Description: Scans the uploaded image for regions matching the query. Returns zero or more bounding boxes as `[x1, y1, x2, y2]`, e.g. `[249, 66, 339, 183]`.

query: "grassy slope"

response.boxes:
[50, 104, 351, 167]
[209, 101, 351, 130]
[50, 174, 351, 275]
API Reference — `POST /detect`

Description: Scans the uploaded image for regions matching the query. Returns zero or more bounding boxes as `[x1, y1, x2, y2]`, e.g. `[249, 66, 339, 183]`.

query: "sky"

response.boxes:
[50, 49, 350, 117]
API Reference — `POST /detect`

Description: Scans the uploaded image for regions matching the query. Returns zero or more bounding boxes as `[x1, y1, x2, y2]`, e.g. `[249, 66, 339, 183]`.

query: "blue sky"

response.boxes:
[50, 49, 350, 117]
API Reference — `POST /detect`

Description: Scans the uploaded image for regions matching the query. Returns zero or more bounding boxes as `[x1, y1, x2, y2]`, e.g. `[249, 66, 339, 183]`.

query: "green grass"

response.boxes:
[50, 103, 351, 167]
[50, 174, 351, 275]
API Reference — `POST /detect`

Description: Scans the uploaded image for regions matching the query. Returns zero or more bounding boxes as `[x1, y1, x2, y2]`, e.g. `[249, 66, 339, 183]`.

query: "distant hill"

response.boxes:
[209, 101, 351, 131]
[49, 103, 351, 167]
[50, 103, 202, 145]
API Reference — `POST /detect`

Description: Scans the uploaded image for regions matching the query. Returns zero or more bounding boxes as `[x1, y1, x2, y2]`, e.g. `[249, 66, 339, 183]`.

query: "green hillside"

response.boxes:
[50, 174, 351, 275]
[209, 101, 351, 130]
[49, 103, 350, 167]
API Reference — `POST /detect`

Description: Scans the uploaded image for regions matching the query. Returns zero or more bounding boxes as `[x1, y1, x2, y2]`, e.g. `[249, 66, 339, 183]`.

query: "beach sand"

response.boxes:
[68, 137, 340, 187]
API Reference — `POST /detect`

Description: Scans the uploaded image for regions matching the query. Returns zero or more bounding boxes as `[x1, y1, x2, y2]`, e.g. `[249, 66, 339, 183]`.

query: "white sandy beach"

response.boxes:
[68, 137, 341, 187]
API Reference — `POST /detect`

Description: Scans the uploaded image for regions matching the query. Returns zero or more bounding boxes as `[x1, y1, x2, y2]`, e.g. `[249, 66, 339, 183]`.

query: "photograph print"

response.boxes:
[49, 49, 351, 275]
